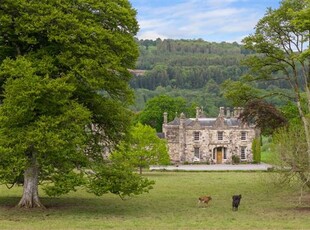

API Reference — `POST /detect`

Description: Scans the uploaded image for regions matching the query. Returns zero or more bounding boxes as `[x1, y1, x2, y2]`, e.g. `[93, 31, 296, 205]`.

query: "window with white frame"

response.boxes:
[241, 131, 247, 140]
[240, 147, 246, 160]
[218, 131, 223, 140]
[194, 131, 200, 141]
[194, 147, 200, 158]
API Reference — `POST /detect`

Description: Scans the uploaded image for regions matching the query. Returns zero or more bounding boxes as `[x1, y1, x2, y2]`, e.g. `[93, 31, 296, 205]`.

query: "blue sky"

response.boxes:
[130, 0, 280, 43]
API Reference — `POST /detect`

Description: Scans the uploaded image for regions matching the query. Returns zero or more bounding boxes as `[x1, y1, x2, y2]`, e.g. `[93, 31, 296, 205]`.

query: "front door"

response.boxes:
[216, 148, 222, 164]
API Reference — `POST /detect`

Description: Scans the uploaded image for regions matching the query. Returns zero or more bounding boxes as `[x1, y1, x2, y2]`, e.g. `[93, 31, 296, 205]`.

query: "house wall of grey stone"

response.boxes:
[162, 107, 259, 164]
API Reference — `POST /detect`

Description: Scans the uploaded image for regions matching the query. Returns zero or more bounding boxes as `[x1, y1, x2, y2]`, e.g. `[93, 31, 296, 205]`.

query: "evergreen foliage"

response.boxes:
[132, 39, 249, 90]
[131, 39, 294, 113]
[252, 138, 261, 163]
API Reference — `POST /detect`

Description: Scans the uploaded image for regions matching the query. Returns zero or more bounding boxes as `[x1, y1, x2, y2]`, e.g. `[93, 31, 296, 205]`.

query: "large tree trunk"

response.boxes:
[17, 155, 44, 208]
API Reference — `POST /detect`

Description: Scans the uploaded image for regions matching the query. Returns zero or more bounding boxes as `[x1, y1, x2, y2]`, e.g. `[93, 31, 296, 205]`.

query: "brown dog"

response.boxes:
[198, 195, 212, 207]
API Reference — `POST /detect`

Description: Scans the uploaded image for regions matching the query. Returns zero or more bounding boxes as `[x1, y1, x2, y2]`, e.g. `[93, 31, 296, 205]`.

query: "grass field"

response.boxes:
[0, 172, 309, 230]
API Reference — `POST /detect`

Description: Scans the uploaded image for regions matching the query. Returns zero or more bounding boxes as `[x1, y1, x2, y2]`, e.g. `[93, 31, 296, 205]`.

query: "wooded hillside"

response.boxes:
[130, 39, 288, 115]
[131, 39, 251, 90]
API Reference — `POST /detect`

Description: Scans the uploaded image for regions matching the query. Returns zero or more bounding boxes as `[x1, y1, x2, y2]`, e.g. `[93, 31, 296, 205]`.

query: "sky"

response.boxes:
[130, 0, 280, 43]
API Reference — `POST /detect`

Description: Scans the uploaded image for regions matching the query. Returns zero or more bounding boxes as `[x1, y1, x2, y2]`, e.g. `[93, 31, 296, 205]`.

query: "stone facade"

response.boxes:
[162, 107, 260, 164]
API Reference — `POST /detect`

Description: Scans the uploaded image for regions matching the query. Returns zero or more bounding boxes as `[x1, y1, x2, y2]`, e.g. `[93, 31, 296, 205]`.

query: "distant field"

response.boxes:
[0, 172, 309, 230]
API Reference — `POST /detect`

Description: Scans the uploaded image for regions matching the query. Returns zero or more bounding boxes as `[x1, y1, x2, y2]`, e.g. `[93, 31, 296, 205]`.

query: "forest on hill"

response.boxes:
[130, 39, 288, 115]
[132, 39, 251, 90]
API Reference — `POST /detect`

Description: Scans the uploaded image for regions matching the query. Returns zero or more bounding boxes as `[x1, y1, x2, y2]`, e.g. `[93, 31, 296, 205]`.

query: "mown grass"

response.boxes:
[0, 172, 309, 230]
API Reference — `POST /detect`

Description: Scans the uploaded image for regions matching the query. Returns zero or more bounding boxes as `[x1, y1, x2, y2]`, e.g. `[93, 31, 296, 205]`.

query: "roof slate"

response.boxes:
[167, 117, 241, 127]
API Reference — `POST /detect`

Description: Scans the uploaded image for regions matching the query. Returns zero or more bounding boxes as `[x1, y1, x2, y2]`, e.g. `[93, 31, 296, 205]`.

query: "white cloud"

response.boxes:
[138, 31, 168, 40]
[138, 19, 169, 30]
[132, 0, 278, 42]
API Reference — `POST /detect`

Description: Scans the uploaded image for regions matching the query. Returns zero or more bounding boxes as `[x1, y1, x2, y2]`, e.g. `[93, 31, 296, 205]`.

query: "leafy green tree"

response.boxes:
[138, 95, 192, 132]
[111, 123, 170, 174]
[221, 79, 262, 106]
[272, 123, 310, 188]
[290, 0, 310, 59]
[86, 162, 155, 200]
[280, 99, 306, 125]
[242, 0, 310, 187]
[0, 0, 152, 208]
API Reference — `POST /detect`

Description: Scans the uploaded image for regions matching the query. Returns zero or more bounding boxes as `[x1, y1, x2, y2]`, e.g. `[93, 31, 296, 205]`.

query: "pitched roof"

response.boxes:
[167, 117, 241, 127]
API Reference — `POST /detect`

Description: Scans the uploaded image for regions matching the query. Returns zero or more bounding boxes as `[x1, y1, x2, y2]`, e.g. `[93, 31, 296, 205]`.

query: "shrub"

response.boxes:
[232, 155, 240, 164]
[252, 137, 261, 163]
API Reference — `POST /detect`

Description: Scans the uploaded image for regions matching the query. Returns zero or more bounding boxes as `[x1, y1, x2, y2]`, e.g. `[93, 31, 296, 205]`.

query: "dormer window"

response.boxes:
[194, 131, 200, 141]
[218, 131, 223, 140]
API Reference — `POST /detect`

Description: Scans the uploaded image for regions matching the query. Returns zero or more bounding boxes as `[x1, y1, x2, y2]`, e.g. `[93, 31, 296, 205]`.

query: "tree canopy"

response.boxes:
[111, 123, 170, 174]
[240, 99, 288, 136]
[131, 39, 250, 90]
[137, 95, 196, 132]
[241, 0, 310, 188]
[0, 0, 153, 208]
[130, 39, 293, 114]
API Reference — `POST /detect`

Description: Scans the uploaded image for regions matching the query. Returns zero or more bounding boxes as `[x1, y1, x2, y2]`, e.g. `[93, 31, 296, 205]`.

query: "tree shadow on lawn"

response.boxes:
[294, 207, 310, 212]
[279, 193, 310, 214]
[291, 194, 310, 213]
[0, 195, 161, 217]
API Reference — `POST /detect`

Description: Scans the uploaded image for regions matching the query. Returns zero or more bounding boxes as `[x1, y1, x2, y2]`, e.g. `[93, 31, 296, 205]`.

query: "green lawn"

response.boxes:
[0, 172, 309, 230]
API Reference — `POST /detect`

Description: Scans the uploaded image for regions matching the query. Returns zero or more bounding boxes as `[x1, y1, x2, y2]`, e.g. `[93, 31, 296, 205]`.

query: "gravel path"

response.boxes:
[150, 163, 273, 171]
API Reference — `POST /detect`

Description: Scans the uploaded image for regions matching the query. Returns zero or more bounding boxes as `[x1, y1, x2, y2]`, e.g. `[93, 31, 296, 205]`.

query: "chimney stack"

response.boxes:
[226, 107, 230, 118]
[196, 107, 200, 119]
[219, 107, 225, 117]
[163, 112, 168, 124]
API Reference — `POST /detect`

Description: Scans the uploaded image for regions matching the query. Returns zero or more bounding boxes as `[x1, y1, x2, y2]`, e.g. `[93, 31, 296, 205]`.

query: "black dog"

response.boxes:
[232, 194, 242, 211]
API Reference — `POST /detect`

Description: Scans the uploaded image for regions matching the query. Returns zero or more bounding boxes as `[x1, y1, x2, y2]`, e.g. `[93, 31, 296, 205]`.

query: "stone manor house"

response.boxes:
[162, 107, 260, 164]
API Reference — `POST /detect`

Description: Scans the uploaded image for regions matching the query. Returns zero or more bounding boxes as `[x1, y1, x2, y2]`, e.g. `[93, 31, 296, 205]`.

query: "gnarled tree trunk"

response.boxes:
[17, 155, 44, 208]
